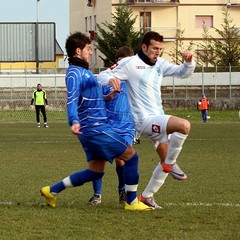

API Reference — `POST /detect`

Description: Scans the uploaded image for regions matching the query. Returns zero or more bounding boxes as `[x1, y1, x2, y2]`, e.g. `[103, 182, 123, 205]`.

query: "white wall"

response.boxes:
[0, 72, 239, 88]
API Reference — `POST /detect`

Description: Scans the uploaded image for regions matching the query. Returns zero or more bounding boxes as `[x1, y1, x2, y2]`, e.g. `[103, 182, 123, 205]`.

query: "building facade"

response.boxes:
[70, 0, 240, 68]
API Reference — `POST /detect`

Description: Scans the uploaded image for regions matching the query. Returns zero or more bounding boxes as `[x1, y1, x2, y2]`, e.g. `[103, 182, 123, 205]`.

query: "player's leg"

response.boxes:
[115, 158, 126, 203]
[164, 116, 190, 165]
[161, 116, 190, 179]
[40, 160, 106, 208]
[118, 145, 154, 210]
[35, 105, 40, 127]
[201, 110, 205, 122]
[140, 142, 168, 209]
[40, 106, 48, 127]
[138, 114, 189, 208]
[203, 110, 207, 122]
[88, 178, 102, 205]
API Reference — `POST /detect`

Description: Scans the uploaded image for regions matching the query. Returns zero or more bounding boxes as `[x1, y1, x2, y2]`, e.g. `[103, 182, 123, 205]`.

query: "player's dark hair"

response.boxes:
[141, 31, 164, 47]
[65, 32, 91, 58]
[115, 46, 134, 60]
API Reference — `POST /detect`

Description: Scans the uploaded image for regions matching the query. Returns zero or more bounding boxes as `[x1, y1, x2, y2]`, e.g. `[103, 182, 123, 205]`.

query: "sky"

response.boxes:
[0, 0, 69, 54]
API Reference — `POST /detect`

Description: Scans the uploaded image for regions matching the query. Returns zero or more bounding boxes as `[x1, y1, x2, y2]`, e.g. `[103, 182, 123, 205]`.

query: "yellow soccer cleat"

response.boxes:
[40, 186, 57, 208]
[125, 200, 155, 211]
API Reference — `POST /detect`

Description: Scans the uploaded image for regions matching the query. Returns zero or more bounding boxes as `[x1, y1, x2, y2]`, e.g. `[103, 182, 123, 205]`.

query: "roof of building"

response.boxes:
[56, 40, 64, 55]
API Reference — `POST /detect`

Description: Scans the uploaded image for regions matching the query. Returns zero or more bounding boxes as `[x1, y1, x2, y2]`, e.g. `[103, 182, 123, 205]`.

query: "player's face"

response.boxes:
[142, 40, 164, 63]
[77, 44, 93, 63]
[37, 85, 42, 90]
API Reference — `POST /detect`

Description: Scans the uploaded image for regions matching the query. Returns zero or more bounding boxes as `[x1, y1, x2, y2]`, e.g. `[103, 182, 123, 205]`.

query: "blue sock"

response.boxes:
[124, 152, 139, 204]
[116, 164, 125, 190]
[50, 169, 104, 194]
[92, 178, 103, 195]
[50, 181, 65, 194]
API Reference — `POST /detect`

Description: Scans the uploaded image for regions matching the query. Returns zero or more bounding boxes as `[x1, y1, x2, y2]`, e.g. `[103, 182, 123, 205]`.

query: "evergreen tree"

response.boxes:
[166, 24, 193, 64]
[197, 8, 240, 66]
[95, 5, 143, 67]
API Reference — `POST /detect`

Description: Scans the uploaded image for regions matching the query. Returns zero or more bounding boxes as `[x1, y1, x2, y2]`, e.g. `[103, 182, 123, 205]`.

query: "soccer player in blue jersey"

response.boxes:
[88, 46, 135, 205]
[40, 32, 152, 211]
[97, 31, 196, 209]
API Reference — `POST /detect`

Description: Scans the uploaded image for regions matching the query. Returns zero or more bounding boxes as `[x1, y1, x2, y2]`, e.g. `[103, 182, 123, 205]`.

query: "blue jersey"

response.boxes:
[103, 81, 135, 141]
[66, 65, 108, 135]
[65, 64, 129, 162]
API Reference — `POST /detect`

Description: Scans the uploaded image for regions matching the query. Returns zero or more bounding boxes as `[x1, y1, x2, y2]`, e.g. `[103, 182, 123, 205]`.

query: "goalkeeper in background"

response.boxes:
[31, 83, 49, 128]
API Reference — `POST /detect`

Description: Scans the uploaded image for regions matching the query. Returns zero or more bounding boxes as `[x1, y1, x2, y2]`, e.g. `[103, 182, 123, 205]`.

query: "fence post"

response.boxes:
[229, 63, 232, 99]
[10, 65, 13, 101]
[173, 77, 175, 99]
[215, 65, 217, 100]
[202, 65, 204, 95]
[54, 68, 57, 103]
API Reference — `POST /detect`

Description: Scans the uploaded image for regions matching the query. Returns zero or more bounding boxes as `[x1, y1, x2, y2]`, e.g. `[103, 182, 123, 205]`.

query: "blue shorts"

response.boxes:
[78, 128, 129, 163]
[118, 133, 133, 146]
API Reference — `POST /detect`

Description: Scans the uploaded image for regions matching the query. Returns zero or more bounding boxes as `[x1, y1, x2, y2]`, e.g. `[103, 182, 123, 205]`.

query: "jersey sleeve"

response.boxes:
[66, 71, 81, 126]
[97, 58, 129, 85]
[162, 60, 196, 79]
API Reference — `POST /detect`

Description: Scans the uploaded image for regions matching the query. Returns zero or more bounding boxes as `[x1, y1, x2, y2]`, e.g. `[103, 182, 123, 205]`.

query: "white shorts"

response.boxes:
[135, 114, 171, 149]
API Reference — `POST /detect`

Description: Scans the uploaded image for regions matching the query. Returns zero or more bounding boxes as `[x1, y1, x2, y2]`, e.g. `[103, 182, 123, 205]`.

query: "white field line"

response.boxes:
[166, 202, 240, 207]
[0, 201, 239, 207]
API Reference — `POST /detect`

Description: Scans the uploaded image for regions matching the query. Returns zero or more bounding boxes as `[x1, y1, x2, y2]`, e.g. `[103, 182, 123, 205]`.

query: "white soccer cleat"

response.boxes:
[162, 162, 188, 180]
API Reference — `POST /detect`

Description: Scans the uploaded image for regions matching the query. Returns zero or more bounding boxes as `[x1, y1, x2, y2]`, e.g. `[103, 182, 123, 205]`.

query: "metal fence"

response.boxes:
[0, 66, 240, 122]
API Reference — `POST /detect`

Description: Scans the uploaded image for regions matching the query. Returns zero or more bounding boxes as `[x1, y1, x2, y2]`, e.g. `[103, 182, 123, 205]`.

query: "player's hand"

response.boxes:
[30, 105, 34, 109]
[104, 90, 122, 100]
[182, 51, 193, 62]
[45, 105, 49, 109]
[71, 123, 83, 135]
[109, 78, 121, 92]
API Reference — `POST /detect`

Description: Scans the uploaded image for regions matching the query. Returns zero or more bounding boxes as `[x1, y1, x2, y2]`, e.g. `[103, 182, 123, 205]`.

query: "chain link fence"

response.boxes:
[0, 66, 240, 122]
[0, 74, 67, 123]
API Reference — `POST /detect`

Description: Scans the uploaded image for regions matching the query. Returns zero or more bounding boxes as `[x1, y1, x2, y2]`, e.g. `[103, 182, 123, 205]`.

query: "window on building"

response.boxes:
[87, 0, 95, 7]
[94, 15, 97, 31]
[196, 15, 213, 28]
[89, 16, 92, 30]
[85, 17, 88, 32]
[94, 48, 97, 65]
[140, 12, 151, 32]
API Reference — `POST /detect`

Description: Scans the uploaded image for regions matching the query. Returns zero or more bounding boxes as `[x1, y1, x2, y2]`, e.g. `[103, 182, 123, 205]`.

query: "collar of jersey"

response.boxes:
[137, 49, 156, 66]
[68, 57, 89, 69]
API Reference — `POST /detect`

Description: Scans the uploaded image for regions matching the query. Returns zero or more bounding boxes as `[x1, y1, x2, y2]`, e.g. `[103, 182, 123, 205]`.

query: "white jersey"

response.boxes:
[97, 54, 196, 124]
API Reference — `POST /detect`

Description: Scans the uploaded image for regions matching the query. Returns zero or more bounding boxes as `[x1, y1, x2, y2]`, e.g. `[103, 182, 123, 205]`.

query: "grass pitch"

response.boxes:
[0, 111, 240, 240]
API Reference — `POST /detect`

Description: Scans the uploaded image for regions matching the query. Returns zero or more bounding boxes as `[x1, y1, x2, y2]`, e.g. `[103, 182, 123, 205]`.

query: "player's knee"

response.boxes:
[119, 145, 136, 161]
[125, 152, 138, 166]
[181, 119, 191, 134]
[184, 120, 191, 134]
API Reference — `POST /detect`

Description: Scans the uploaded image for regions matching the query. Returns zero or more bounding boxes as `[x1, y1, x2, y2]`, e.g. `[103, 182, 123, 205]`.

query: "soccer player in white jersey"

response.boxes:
[97, 31, 196, 209]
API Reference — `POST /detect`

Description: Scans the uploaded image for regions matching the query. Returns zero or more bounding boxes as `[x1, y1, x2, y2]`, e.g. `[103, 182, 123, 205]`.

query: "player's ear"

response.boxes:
[142, 44, 147, 52]
[76, 47, 82, 56]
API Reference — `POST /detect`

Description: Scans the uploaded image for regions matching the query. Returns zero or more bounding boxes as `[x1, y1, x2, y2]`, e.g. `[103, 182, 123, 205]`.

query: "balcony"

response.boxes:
[135, 26, 179, 40]
[126, 0, 179, 4]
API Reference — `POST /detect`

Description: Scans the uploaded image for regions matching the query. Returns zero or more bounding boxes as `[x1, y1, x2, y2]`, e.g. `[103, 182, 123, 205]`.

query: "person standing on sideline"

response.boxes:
[40, 32, 152, 211]
[97, 31, 196, 209]
[88, 46, 135, 205]
[31, 83, 49, 128]
[198, 94, 209, 122]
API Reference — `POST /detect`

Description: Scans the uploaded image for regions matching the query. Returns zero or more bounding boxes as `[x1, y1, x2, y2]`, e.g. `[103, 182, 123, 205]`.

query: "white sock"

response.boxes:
[164, 132, 187, 165]
[62, 176, 73, 188]
[142, 163, 168, 198]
